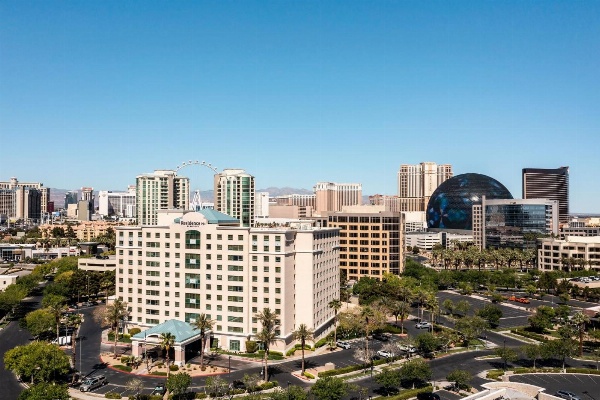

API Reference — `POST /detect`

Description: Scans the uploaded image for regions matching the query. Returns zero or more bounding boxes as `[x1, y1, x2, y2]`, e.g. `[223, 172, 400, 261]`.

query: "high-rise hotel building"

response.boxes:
[214, 169, 255, 227]
[136, 170, 190, 226]
[115, 209, 339, 353]
[397, 162, 453, 211]
[0, 177, 50, 216]
[522, 167, 569, 224]
[314, 182, 362, 214]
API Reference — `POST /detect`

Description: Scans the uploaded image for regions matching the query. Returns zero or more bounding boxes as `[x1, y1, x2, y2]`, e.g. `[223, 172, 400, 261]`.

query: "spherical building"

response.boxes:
[427, 173, 513, 230]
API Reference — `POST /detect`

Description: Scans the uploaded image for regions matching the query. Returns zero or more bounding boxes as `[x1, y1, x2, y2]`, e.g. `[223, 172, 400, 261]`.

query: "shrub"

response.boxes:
[129, 328, 141, 336]
[486, 370, 504, 380]
[113, 364, 132, 372]
[286, 348, 296, 357]
[319, 364, 366, 377]
[195, 394, 208, 399]
[386, 386, 433, 400]
[303, 371, 315, 379]
[121, 356, 130, 364]
[384, 325, 404, 334]
[105, 393, 122, 399]
[150, 371, 168, 376]
[314, 338, 329, 348]
[170, 364, 179, 372]
[245, 340, 258, 353]
[258, 381, 278, 390]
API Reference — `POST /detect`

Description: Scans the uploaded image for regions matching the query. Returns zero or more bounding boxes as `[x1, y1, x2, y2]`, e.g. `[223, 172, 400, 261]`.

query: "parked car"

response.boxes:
[373, 333, 389, 341]
[555, 391, 580, 400]
[231, 380, 246, 390]
[336, 341, 351, 349]
[417, 392, 441, 400]
[399, 345, 417, 353]
[80, 375, 106, 392]
[376, 350, 393, 358]
[415, 322, 432, 329]
[151, 384, 166, 395]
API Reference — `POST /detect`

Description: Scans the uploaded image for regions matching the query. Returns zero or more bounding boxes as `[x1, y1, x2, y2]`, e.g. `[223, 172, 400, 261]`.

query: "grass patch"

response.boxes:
[150, 371, 168, 376]
[385, 386, 433, 400]
[112, 364, 132, 372]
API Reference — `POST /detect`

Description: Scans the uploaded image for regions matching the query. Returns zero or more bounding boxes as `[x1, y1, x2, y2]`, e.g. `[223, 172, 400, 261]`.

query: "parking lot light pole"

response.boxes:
[228, 355, 231, 376]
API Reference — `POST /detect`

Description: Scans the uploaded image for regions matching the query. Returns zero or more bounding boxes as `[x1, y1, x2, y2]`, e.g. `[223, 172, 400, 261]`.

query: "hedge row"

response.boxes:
[385, 386, 433, 400]
[486, 370, 504, 380]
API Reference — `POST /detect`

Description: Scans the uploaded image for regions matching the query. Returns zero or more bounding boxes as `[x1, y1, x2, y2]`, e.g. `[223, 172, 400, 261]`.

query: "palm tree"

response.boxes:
[328, 299, 342, 344]
[255, 308, 279, 380]
[68, 313, 83, 367]
[395, 301, 411, 334]
[104, 298, 129, 358]
[42, 294, 67, 342]
[415, 290, 430, 322]
[292, 324, 314, 374]
[571, 311, 591, 356]
[192, 313, 214, 370]
[160, 332, 176, 377]
[360, 306, 374, 359]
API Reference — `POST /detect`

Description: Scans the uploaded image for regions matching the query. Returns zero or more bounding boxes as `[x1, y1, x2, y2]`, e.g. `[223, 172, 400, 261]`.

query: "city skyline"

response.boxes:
[1, 1, 599, 212]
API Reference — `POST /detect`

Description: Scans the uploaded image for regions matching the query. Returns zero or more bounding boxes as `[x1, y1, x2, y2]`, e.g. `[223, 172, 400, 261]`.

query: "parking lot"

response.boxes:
[510, 373, 600, 400]
[436, 291, 532, 329]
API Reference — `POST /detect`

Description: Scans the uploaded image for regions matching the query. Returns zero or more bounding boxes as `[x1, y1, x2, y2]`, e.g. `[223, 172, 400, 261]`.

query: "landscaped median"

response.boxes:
[486, 367, 600, 381]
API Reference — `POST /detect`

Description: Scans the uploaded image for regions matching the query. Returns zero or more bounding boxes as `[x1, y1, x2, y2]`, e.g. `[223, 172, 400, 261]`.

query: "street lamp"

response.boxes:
[503, 339, 507, 370]
[228, 355, 231, 375]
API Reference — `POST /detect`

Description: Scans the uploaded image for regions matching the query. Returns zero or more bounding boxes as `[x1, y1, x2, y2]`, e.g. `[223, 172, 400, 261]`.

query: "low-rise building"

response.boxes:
[78, 256, 116, 272]
[538, 236, 600, 272]
[0, 275, 18, 291]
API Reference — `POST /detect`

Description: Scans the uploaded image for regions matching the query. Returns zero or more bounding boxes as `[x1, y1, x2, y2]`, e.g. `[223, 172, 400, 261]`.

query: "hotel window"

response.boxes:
[185, 230, 201, 249]
[185, 293, 201, 309]
[185, 253, 200, 269]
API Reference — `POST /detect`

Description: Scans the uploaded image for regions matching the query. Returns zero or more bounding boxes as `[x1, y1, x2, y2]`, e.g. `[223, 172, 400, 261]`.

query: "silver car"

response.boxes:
[80, 375, 106, 392]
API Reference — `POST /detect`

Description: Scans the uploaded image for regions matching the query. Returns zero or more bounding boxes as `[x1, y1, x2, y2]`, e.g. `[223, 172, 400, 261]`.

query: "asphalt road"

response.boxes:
[0, 291, 41, 399]
[510, 373, 600, 400]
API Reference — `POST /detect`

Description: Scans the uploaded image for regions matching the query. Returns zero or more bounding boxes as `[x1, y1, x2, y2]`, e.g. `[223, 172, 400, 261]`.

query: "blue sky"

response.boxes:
[1, 1, 598, 212]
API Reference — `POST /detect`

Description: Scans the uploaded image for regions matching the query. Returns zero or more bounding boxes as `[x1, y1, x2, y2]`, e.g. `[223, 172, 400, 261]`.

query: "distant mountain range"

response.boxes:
[49, 187, 317, 208]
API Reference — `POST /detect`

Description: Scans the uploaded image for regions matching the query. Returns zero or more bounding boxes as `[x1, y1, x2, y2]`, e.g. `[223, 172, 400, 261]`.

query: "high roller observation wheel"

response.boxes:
[175, 160, 219, 174]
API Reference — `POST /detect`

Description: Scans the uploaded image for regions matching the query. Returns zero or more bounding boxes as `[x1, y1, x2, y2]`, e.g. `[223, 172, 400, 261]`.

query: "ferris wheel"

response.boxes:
[175, 160, 220, 210]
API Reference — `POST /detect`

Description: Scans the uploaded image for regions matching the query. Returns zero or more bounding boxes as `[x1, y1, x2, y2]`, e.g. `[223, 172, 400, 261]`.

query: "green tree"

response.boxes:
[255, 307, 278, 380]
[271, 385, 308, 400]
[495, 346, 518, 370]
[310, 376, 348, 400]
[160, 332, 176, 378]
[104, 298, 129, 358]
[414, 333, 440, 355]
[476, 304, 503, 328]
[446, 369, 472, 391]
[521, 343, 542, 369]
[454, 316, 488, 345]
[166, 372, 192, 397]
[292, 323, 314, 374]
[41, 294, 67, 342]
[17, 382, 69, 400]
[25, 309, 55, 338]
[390, 301, 411, 333]
[4, 342, 70, 384]
[528, 306, 555, 333]
[398, 359, 432, 389]
[542, 336, 577, 370]
[442, 299, 455, 316]
[454, 300, 470, 318]
[328, 299, 342, 344]
[555, 305, 571, 324]
[375, 369, 400, 395]
[191, 313, 214, 370]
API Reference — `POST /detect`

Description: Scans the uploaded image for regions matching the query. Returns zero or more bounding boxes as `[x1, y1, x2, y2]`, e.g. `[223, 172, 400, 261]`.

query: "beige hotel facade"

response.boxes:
[115, 209, 340, 353]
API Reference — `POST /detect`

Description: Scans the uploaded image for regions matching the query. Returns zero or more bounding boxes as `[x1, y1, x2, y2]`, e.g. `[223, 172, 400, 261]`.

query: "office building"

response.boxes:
[472, 197, 559, 250]
[397, 162, 453, 212]
[322, 207, 403, 281]
[214, 169, 255, 227]
[405, 231, 473, 251]
[522, 167, 569, 224]
[115, 209, 339, 353]
[273, 194, 316, 207]
[64, 191, 78, 209]
[136, 170, 190, 226]
[314, 182, 362, 214]
[99, 186, 137, 218]
[538, 236, 600, 272]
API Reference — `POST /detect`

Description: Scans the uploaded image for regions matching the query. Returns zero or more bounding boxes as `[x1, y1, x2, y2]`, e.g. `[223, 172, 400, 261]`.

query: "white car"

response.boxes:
[415, 322, 432, 329]
[336, 341, 351, 349]
[399, 345, 417, 353]
[376, 350, 393, 358]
